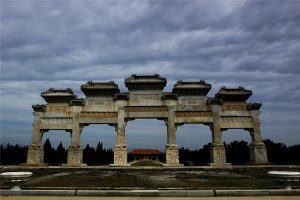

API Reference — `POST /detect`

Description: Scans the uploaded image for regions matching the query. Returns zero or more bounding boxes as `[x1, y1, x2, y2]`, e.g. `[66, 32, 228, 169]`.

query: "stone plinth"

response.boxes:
[111, 144, 129, 166]
[210, 144, 231, 168]
[164, 144, 183, 167]
[26, 144, 44, 166]
[63, 145, 86, 167]
[250, 143, 268, 164]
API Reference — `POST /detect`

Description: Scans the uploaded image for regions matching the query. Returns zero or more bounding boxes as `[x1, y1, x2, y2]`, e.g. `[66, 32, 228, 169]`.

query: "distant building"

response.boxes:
[129, 149, 161, 161]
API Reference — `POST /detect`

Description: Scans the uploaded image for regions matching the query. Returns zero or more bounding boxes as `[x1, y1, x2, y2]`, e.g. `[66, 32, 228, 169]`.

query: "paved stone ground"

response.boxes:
[1, 196, 300, 200]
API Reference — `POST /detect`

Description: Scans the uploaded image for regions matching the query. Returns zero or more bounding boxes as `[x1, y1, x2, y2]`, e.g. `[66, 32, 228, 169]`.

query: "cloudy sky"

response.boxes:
[1, 0, 300, 151]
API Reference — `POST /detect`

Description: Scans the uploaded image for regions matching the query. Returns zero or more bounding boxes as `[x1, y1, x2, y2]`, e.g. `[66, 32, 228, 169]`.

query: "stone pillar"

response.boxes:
[65, 113, 86, 166]
[249, 110, 268, 164]
[164, 106, 182, 166]
[112, 108, 129, 166]
[210, 103, 231, 168]
[27, 111, 44, 166]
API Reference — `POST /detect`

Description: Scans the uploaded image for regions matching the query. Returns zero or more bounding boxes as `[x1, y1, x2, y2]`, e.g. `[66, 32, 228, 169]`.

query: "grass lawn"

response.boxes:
[1, 165, 300, 190]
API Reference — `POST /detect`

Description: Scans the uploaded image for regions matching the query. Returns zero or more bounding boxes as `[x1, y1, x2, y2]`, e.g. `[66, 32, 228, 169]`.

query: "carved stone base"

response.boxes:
[111, 144, 129, 166]
[163, 144, 183, 167]
[250, 143, 268, 164]
[210, 144, 231, 168]
[64, 145, 86, 166]
[26, 144, 44, 165]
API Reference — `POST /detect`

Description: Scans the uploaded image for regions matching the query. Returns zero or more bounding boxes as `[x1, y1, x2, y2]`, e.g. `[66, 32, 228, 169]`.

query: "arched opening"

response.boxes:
[177, 124, 211, 165]
[80, 124, 114, 165]
[42, 130, 70, 165]
[125, 119, 166, 164]
[222, 129, 252, 164]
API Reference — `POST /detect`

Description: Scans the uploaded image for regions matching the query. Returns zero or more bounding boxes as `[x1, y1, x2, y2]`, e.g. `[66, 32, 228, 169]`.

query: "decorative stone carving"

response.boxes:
[63, 145, 86, 166]
[41, 117, 73, 124]
[249, 143, 268, 163]
[111, 144, 129, 166]
[210, 144, 231, 168]
[80, 112, 117, 118]
[223, 104, 246, 111]
[175, 111, 212, 117]
[125, 106, 168, 112]
[26, 144, 44, 165]
[164, 144, 183, 167]
[220, 116, 253, 129]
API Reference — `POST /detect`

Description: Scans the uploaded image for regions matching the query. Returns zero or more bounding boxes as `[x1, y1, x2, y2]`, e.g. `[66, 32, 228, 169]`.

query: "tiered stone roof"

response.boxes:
[41, 88, 77, 103]
[215, 87, 252, 102]
[81, 81, 120, 97]
[172, 80, 211, 96]
[125, 74, 167, 91]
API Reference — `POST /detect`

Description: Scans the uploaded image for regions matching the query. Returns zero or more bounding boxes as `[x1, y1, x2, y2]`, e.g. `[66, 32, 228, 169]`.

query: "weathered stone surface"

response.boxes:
[112, 144, 129, 166]
[210, 144, 226, 164]
[65, 145, 84, 166]
[250, 143, 268, 163]
[26, 144, 44, 165]
[164, 144, 183, 166]
[27, 74, 268, 167]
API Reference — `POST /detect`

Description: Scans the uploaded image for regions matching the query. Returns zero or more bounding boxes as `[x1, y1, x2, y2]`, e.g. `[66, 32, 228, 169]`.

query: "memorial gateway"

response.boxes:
[26, 74, 268, 167]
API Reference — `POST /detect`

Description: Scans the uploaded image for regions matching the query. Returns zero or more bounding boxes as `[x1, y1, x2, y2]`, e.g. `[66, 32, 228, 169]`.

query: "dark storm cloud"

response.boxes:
[1, 0, 300, 147]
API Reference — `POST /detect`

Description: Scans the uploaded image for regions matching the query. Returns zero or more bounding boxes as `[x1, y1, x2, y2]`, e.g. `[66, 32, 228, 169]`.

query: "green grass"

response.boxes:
[1, 165, 300, 190]
[130, 160, 163, 167]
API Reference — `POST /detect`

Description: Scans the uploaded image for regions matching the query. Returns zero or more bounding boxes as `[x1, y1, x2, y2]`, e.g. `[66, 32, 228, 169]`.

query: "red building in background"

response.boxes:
[129, 149, 161, 161]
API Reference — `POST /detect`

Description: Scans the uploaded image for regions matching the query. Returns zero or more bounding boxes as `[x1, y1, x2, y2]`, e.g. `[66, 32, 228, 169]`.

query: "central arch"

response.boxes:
[126, 119, 166, 163]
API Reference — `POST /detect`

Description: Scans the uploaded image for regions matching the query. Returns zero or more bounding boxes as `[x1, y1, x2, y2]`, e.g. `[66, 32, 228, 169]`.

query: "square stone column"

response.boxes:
[249, 110, 268, 164]
[64, 113, 86, 166]
[164, 144, 183, 166]
[164, 106, 183, 167]
[65, 145, 86, 166]
[112, 144, 129, 166]
[210, 143, 231, 167]
[209, 103, 231, 168]
[250, 143, 268, 164]
[111, 108, 129, 166]
[26, 110, 45, 166]
[26, 144, 44, 165]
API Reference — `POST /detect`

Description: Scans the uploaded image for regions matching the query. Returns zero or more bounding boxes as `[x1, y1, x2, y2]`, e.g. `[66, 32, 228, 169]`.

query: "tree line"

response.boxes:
[179, 139, 300, 165]
[0, 138, 299, 165]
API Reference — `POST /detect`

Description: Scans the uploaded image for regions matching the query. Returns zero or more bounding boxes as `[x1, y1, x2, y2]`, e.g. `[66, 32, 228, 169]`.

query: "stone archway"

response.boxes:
[27, 75, 268, 167]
